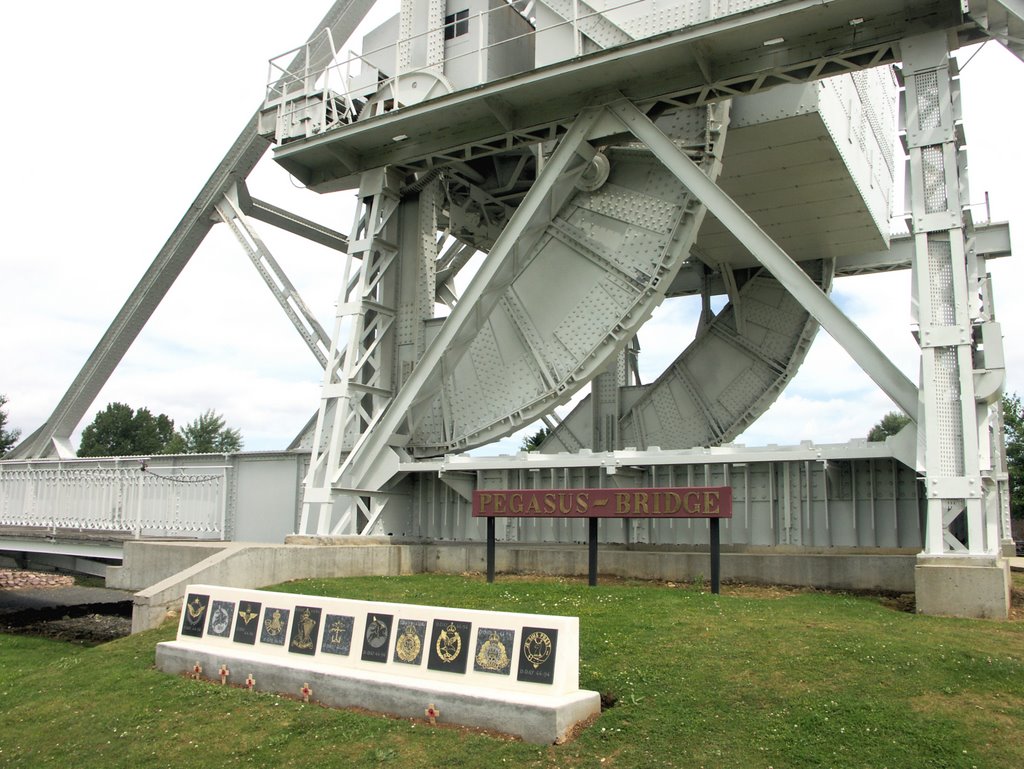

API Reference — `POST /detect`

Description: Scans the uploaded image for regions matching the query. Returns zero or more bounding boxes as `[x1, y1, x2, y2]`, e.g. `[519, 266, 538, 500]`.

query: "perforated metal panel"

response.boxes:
[408, 109, 728, 455]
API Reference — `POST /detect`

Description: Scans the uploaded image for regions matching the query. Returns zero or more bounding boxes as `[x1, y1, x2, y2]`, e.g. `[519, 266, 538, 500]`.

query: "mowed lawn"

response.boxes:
[1, 573, 1022, 769]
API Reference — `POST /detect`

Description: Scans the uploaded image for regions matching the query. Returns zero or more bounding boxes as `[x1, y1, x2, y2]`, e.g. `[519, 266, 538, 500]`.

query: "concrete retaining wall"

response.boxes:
[424, 543, 915, 592]
[122, 539, 916, 633]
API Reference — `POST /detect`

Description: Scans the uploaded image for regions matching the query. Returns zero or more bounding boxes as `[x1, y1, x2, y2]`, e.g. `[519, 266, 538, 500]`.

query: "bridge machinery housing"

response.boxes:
[3, 1, 1021, 619]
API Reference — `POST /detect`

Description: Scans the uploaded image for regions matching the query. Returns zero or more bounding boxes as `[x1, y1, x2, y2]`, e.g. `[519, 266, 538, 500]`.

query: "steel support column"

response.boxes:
[901, 32, 1001, 556]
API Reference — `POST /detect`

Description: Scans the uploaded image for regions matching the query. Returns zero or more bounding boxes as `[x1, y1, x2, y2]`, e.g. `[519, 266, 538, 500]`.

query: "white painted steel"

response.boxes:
[900, 32, 1004, 557]
[608, 99, 920, 417]
[0, 459, 228, 539]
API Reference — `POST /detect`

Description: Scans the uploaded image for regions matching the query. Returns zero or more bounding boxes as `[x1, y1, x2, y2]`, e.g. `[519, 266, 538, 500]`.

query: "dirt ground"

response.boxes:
[0, 569, 132, 645]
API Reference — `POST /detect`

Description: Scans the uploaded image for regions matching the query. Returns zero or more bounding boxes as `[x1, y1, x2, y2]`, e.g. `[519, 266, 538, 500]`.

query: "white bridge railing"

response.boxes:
[0, 457, 229, 540]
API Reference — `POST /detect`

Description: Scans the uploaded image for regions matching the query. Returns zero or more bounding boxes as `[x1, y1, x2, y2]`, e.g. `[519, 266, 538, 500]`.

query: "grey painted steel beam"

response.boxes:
[10, 0, 374, 459]
[237, 182, 349, 253]
[609, 99, 920, 417]
[666, 221, 1012, 296]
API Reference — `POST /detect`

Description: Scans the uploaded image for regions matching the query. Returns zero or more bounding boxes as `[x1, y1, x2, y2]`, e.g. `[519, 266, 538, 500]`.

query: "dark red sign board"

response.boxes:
[472, 487, 732, 519]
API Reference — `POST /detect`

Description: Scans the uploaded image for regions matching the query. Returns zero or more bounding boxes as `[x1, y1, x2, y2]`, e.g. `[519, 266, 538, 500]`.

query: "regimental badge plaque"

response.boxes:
[360, 613, 393, 663]
[180, 593, 209, 638]
[392, 619, 427, 666]
[233, 601, 262, 645]
[288, 606, 322, 656]
[517, 626, 558, 684]
[427, 619, 472, 674]
[259, 607, 291, 646]
[206, 599, 235, 638]
[473, 627, 514, 675]
[320, 614, 354, 656]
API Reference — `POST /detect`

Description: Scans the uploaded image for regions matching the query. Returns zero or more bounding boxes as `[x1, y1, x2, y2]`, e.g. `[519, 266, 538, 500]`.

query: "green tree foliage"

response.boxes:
[867, 411, 911, 442]
[164, 409, 243, 454]
[0, 394, 21, 457]
[1003, 392, 1023, 520]
[520, 426, 550, 452]
[78, 403, 175, 457]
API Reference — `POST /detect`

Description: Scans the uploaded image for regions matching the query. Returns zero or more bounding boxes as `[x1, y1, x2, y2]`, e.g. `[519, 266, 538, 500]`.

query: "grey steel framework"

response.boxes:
[5, 3, 1020, 571]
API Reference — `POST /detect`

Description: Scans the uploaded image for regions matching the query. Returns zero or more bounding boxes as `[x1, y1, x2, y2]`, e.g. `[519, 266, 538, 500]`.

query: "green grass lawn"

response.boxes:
[2, 574, 1022, 769]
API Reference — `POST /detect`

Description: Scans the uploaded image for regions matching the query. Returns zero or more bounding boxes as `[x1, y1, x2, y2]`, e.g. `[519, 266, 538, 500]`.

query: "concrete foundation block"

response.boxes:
[156, 642, 599, 744]
[914, 556, 1011, 619]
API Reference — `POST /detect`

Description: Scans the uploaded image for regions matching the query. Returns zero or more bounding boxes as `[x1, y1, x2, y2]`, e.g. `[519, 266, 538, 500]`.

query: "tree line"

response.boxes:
[0, 397, 241, 458]
[2, 392, 1023, 518]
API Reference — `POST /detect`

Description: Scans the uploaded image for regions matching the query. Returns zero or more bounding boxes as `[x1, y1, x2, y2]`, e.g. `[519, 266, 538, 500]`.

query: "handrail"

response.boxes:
[0, 457, 230, 540]
[261, 0, 667, 133]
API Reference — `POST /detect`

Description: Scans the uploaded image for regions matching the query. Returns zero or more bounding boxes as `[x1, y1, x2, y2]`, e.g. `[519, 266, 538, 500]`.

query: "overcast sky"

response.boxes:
[1, 2, 1021, 456]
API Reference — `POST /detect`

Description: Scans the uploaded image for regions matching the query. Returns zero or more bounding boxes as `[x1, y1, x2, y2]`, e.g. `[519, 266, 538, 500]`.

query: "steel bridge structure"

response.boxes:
[2, 0, 1021, 616]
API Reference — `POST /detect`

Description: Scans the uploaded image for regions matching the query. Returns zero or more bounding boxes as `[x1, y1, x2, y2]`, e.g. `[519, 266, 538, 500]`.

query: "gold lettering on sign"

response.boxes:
[704, 490, 720, 516]
[544, 493, 557, 514]
[509, 494, 523, 514]
[615, 493, 630, 515]
[666, 492, 681, 514]
[684, 490, 701, 515]
[478, 493, 492, 511]
[576, 492, 589, 514]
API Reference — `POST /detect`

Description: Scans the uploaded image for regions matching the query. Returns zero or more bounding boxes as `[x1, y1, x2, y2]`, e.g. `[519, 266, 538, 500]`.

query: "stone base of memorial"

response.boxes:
[155, 584, 600, 744]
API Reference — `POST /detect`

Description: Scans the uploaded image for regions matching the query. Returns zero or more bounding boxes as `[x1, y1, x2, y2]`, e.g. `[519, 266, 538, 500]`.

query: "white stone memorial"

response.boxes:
[155, 584, 600, 743]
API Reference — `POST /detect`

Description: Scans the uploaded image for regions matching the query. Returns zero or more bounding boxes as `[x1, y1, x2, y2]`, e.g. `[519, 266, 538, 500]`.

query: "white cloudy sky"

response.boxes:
[0, 2, 1021, 455]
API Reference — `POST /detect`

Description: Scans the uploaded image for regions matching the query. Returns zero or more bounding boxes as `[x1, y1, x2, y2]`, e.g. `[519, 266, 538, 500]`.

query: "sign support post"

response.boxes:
[710, 518, 721, 594]
[588, 517, 598, 587]
[486, 517, 496, 583]
[476, 487, 732, 593]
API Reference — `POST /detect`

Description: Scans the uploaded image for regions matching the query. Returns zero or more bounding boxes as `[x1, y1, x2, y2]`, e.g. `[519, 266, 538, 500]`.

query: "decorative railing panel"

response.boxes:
[0, 459, 228, 539]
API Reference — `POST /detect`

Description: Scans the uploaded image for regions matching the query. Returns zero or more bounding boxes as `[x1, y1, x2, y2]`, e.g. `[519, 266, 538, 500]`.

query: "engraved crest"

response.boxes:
[186, 598, 205, 620]
[238, 604, 258, 625]
[208, 602, 232, 636]
[436, 622, 462, 663]
[292, 608, 317, 649]
[264, 609, 284, 637]
[396, 624, 422, 662]
[475, 632, 510, 672]
[523, 631, 552, 669]
[366, 615, 389, 648]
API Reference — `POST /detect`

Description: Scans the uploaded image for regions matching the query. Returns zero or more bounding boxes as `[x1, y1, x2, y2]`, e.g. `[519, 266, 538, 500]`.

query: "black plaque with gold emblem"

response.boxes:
[320, 614, 354, 655]
[360, 613, 393, 663]
[516, 626, 558, 684]
[180, 593, 209, 638]
[473, 627, 514, 675]
[427, 619, 471, 674]
[259, 607, 291, 646]
[287, 606, 322, 656]
[392, 619, 427, 666]
[206, 599, 235, 638]
[233, 601, 262, 645]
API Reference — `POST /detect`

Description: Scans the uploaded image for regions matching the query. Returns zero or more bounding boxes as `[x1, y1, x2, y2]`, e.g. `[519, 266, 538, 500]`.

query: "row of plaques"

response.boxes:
[180, 592, 558, 684]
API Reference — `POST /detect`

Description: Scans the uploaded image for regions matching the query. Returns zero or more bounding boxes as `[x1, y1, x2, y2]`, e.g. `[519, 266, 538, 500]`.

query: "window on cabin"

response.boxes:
[444, 9, 469, 40]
